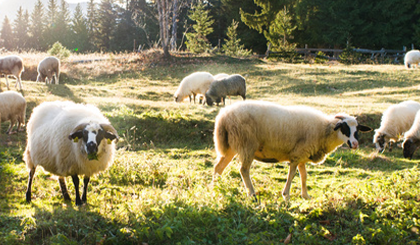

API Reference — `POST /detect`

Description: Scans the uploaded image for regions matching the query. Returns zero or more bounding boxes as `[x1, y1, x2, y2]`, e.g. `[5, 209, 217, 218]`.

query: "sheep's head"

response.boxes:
[68, 123, 119, 160]
[373, 131, 388, 152]
[334, 115, 372, 149]
[402, 138, 419, 159]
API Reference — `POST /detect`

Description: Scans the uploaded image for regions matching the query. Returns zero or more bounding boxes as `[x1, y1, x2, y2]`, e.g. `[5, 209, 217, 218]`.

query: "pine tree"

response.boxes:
[44, 0, 59, 47]
[111, 2, 141, 52]
[222, 20, 251, 57]
[1, 16, 14, 50]
[14, 7, 30, 50]
[264, 7, 296, 52]
[30, 0, 46, 50]
[71, 3, 89, 52]
[86, 0, 99, 51]
[55, 0, 71, 47]
[97, 0, 116, 51]
[185, 2, 214, 53]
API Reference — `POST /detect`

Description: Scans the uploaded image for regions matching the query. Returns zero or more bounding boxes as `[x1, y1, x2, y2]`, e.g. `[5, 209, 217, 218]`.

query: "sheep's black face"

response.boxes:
[375, 134, 386, 152]
[206, 96, 214, 106]
[402, 138, 418, 159]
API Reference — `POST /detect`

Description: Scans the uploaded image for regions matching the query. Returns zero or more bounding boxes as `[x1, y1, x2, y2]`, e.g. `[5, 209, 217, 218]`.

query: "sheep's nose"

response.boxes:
[86, 142, 97, 153]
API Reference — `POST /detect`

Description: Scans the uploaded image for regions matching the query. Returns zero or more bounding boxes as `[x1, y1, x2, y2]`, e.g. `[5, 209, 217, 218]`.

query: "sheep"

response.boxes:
[0, 55, 24, 90]
[212, 101, 372, 201]
[24, 101, 119, 206]
[174, 72, 215, 104]
[0, 91, 26, 134]
[373, 101, 420, 152]
[402, 110, 420, 159]
[36, 56, 60, 84]
[404, 50, 420, 69]
[205, 74, 246, 106]
[213, 73, 229, 80]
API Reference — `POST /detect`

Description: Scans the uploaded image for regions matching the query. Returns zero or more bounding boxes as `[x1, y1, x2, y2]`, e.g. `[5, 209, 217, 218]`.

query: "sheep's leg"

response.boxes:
[6, 119, 16, 134]
[5, 76, 10, 90]
[222, 97, 226, 106]
[213, 148, 236, 178]
[26, 167, 36, 203]
[188, 95, 192, 103]
[58, 177, 71, 201]
[239, 154, 257, 201]
[298, 163, 310, 199]
[282, 162, 298, 202]
[15, 76, 22, 90]
[193, 94, 196, 104]
[81, 177, 90, 204]
[71, 175, 83, 206]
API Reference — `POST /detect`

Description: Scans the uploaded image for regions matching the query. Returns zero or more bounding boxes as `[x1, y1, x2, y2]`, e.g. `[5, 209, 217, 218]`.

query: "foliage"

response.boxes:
[185, 2, 215, 54]
[47, 41, 70, 60]
[0, 16, 14, 50]
[340, 46, 362, 65]
[222, 20, 252, 57]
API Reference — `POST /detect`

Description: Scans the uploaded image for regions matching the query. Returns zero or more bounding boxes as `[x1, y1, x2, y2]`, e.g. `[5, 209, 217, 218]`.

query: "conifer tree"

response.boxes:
[222, 19, 251, 57]
[71, 3, 89, 52]
[14, 7, 30, 50]
[97, 0, 116, 51]
[30, 0, 46, 50]
[265, 7, 296, 52]
[1, 16, 14, 50]
[55, 0, 71, 47]
[86, 0, 99, 51]
[185, 2, 214, 53]
[45, 0, 59, 47]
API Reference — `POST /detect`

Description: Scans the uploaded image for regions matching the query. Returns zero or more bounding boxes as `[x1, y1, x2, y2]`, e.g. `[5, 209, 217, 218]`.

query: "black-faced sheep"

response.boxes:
[205, 74, 246, 106]
[0, 91, 26, 134]
[404, 50, 420, 69]
[212, 101, 371, 201]
[174, 72, 215, 104]
[402, 110, 420, 159]
[0, 55, 24, 90]
[373, 101, 420, 152]
[36, 56, 60, 84]
[24, 101, 119, 206]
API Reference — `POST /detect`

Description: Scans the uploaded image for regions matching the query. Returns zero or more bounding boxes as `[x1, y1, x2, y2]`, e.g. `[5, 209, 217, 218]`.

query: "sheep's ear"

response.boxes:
[334, 122, 343, 131]
[68, 123, 88, 141]
[100, 124, 119, 143]
[357, 124, 372, 133]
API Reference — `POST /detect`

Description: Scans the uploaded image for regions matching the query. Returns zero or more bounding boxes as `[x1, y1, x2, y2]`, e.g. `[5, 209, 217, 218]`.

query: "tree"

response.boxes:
[185, 2, 214, 53]
[55, 0, 71, 47]
[29, 0, 46, 50]
[97, 0, 116, 51]
[44, 0, 59, 47]
[1, 16, 14, 50]
[111, 1, 141, 51]
[14, 7, 30, 50]
[222, 19, 251, 56]
[86, 0, 99, 51]
[265, 6, 296, 52]
[71, 3, 89, 52]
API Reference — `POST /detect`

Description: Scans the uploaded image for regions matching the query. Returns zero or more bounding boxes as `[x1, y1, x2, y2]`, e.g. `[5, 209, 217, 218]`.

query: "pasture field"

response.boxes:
[0, 52, 419, 244]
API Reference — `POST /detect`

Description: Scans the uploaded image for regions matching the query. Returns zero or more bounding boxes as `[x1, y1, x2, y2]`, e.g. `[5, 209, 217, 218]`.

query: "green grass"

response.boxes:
[1, 55, 420, 244]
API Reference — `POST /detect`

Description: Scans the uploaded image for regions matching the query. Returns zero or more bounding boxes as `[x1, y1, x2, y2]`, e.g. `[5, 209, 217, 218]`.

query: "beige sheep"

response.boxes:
[0, 55, 24, 90]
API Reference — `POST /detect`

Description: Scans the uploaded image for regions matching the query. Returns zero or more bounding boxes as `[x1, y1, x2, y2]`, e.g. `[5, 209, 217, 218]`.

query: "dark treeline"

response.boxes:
[0, 0, 419, 54]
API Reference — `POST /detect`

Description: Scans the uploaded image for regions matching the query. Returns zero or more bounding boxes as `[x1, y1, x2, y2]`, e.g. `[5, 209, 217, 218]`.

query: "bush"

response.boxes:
[48, 42, 71, 60]
[340, 46, 362, 64]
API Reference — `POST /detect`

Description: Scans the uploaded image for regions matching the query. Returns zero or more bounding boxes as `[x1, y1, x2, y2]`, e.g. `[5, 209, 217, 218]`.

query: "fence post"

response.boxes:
[305, 44, 308, 59]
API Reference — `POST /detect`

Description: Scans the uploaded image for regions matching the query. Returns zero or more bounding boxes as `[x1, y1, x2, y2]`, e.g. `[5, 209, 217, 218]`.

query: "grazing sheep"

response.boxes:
[174, 72, 215, 104]
[0, 91, 26, 134]
[0, 55, 24, 90]
[402, 110, 420, 159]
[213, 73, 229, 80]
[205, 74, 246, 106]
[36, 56, 60, 84]
[404, 50, 420, 69]
[213, 101, 371, 201]
[373, 101, 420, 152]
[24, 101, 119, 206]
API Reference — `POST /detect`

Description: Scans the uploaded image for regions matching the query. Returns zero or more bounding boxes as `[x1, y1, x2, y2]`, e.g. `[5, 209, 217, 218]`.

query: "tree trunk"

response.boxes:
[157, 0, 170, 57]
[170, 0, 178, 51]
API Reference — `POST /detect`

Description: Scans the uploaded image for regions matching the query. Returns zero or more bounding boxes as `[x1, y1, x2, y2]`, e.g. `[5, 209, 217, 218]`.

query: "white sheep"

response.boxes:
[402, 110, 420, 159]
[213, 101, 371, 201]
[404, 50, 420, 69]
[213, 73, 229, 80]
[36, 56, 60, 84]
[0, 55, 24, 90]
[24, 101, 119, 206]
[174, 71, 215, 104]
[0, 91, 26, 134]
[373, 101, 420, 152]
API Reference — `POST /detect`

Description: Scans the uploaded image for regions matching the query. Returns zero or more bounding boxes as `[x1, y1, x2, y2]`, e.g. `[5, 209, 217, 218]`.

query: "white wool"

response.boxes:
[0, 91, 26, 134]
[404, 50, 420, 69]
[37, 56, 60, 84]
[174, 71, 215, 103]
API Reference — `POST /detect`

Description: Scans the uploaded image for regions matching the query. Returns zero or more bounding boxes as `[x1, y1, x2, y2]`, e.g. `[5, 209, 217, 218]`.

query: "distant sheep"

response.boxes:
[213, 73, 229, 80]
[404, 50, 420, 69]
[37, 56, 60, 84]
[213, 101, 371, 201]
[0, 55, 24, 90]
[0, 91, 26, 134]
[24, 101, 119, 206]
[205, 74, 246, 106]
[402, 110, 420, 159]
[174, 72, 215, 104]
[373, 101, 420, 152]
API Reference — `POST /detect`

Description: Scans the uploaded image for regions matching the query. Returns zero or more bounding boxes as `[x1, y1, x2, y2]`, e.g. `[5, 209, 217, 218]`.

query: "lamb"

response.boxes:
[404, 50, 420, 69]
[36, 56, 60, 84]
[0, 55, 24, 90]
[174, 71, 215, 104]
[373, 101, 420, 152]
[402, 110, 420, 159]
[24, 101, 119, 206]
[212, 101, 371, 201]
[205, 74, 246, 106]
[0, 91, 26, 134]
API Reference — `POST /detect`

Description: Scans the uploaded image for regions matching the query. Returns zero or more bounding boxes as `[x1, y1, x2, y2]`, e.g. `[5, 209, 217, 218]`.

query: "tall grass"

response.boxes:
[0, 52, 419, 244]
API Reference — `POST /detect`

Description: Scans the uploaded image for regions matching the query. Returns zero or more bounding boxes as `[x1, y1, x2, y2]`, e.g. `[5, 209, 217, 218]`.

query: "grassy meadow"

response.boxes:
[0, 51, 419, 244]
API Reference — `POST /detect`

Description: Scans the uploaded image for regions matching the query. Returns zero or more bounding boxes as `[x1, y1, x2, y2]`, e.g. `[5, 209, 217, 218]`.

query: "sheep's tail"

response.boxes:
[214, 111, 230, 157]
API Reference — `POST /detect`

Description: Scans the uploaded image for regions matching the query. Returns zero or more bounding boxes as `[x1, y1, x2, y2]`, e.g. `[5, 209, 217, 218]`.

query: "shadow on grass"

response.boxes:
[46, 84, 84, 103]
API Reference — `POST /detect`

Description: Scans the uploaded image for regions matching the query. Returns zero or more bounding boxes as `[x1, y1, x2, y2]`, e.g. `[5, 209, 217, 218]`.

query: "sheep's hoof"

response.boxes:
[252, 195, 258, 203]
[282, 194, 290, 202]
[302, 194, 311, 200]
